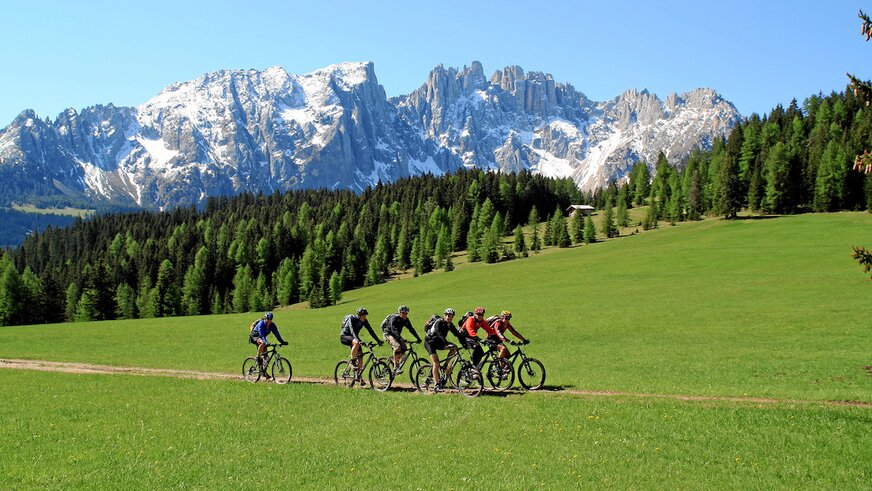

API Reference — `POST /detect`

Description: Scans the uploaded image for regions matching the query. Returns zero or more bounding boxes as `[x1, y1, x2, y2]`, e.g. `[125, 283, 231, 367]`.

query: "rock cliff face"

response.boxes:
[0, 61, 741, 209]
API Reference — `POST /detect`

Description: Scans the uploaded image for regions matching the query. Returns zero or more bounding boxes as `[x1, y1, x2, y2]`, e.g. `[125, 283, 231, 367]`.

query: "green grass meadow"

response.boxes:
[1, 212, 871, 488]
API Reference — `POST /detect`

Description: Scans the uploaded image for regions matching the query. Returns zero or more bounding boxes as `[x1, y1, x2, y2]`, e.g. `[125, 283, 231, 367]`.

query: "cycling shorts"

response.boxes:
[424, 338, 455, 356]
[340, 335, 356, 347]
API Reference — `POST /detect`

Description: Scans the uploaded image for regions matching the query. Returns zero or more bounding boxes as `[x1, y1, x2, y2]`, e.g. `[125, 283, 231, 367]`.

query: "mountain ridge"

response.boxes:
[0, 61, 741, 209]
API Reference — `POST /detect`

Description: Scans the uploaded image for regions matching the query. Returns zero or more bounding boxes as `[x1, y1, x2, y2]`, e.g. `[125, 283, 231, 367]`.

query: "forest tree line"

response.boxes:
[0, 169, 585, 326]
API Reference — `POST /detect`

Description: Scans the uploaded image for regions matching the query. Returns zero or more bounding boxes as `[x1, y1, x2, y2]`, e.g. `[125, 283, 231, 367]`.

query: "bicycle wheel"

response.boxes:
[415, 363, 434, 392]
[454, 363, 483, 398]
[271, 357, 292, 384]
[334, 360, 356, 388]
[368, 360, 393, 392]
[409, 357, 426, 385]
[242, 357, 261, 383]
[518, 358, 546, 390]
[485, 358, 514, 391]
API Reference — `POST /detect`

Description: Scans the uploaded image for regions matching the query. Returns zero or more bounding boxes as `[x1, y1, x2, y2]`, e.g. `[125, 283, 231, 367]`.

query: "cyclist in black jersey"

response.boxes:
[339, 308, 382, 381]
[423, 308, 464, 391]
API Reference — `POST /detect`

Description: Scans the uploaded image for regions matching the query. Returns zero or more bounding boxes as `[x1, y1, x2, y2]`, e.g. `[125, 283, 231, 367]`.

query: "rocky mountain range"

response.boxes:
[0, 61, 741, 209]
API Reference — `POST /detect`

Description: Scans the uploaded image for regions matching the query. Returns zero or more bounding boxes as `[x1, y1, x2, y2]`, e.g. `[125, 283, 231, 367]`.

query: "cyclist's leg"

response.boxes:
[351, 340, 363, 371]
[387, 335, 406, 369]
[444, 344, 458, 379]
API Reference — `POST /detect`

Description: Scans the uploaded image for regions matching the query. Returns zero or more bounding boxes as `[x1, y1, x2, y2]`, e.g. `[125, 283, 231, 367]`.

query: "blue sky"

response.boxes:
[0, 1, 867, 125]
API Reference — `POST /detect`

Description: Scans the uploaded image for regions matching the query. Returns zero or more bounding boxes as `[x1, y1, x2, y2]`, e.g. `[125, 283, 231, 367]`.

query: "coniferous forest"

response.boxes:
[1, 87, 871, 327]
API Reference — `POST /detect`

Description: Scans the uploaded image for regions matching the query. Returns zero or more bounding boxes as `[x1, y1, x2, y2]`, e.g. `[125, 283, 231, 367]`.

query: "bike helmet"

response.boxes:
[474, 306, 485, 315]
[264, 311, 274, 320]
[398, 305, 410, 313]
[356, 307, 368, 316]
[444, 308, 455, 316]
[500, 310, 512, 319]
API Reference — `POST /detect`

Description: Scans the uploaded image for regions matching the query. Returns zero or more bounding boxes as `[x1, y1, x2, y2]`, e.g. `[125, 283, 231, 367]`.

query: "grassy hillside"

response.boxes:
[1, 212, 871, 489]
[1, 212, 870, 402]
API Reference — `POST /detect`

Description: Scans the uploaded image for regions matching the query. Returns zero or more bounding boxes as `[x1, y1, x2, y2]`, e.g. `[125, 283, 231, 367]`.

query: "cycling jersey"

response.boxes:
[251, 320, 286, 344]
[381, 313, 421, 341]
[339, 314, 379, 342]
[463, 316, 499, 338]
[490, 318, 512, 334]
[425, 318, 463, 343]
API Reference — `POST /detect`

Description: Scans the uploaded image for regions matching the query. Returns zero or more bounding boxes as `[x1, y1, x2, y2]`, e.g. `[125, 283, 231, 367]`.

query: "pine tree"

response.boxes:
[513, 225, 527, 255]
[569, 210, 584, 244]
[153, 259, 180, 317]
[0, 256, 25, 326]
[444, 254, 455, 271]
[74, 289, 99, 322]
[527, 206, 539, 227]
[552, 212, 571, 248]
[410, 236, 423, 276]
[275, 258, 299, 306]
[764, 142, 790, 214]
[64, 282, 79, 322]
[365, 255, 382, 286]
[530, 223, 541, 252]
[20, 267, 45, 325]
[181, 246, 209, 316]
[309, 266, 330, 308]
[249, 272, 272, 311]
[543, 214, 553, 246]
[483, 220, 501, 264]
[632, 162, 651, 206]
[601, 197, 617, 238]
[643, 198, 658, 230]
[813, 140, 848, 211]
[210, 290, 223, 315]
[713, 141, 742, 219]
[434, 225, 450, 269]
[394, 222, 409, 270]
[115, 282, 137, 319]
[329, 270, 343, 305]
[466, 205, 482, 262]
[232, 264, 254, 313]
[583, 215, 597, 244]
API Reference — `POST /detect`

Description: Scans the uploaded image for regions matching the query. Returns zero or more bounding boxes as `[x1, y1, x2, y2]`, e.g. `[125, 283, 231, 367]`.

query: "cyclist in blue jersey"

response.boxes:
[249, 312, 288, 378]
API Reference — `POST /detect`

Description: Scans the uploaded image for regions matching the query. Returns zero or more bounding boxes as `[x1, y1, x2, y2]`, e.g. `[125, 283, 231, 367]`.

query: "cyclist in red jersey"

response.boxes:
[488, 310, 528, 360]
[461, 306, 505, 366]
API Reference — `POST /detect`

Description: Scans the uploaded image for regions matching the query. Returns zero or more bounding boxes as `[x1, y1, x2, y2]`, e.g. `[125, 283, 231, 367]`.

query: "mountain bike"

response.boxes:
[243, 343, 292, 384]
[334, 341, 393, 391]
[504, 340, 546, 390]
[380, 340, 427, 386]
[477, 339, 515, 390]
[414, 343, 483, 398]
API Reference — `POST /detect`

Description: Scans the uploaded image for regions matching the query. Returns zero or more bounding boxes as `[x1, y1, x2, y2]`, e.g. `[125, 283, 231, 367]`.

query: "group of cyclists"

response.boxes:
[247, 305, 530, 392]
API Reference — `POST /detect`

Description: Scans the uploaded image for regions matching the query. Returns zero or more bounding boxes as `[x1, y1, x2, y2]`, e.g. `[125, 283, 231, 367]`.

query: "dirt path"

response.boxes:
[2, 358, 870, 408]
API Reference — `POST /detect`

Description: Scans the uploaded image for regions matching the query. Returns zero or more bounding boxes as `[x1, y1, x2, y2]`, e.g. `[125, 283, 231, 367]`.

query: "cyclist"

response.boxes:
[488, 310, 528, 360]
[461, 306, 506, 366]
[249, 312, 288, 378]
[340, 308, 382, 383]
[423, 308, 464, 391]
[381, 305, 422, 374]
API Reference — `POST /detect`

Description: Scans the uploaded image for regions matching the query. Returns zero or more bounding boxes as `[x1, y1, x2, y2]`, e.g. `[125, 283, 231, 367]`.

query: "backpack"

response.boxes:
[486, 315, 499, 328]
[457, 311, 474, 333]
[424, 313, 442, 337]
[248, 319, 260, 344]
[381, 313, 398, 335]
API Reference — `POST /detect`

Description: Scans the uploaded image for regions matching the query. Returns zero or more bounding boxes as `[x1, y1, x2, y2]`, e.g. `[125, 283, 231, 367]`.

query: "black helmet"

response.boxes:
[444, 308, 455, 316]
[264, 311, 273, 320]
[398, 305, 410, 313]
[356, 307, 368, 316]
